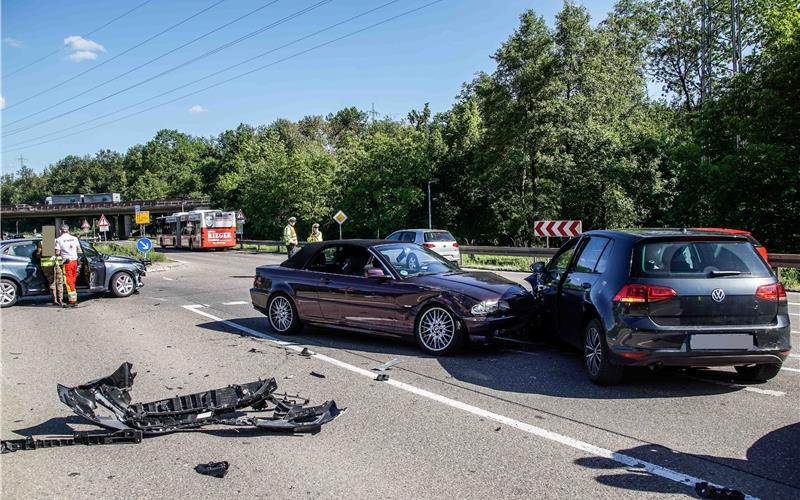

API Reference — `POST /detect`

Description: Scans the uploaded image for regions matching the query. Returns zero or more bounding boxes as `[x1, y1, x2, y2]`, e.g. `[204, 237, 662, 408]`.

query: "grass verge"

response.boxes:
[461, 253, 548, 272]
[778, 268, 800, 292]
[95, 242, 169, 263]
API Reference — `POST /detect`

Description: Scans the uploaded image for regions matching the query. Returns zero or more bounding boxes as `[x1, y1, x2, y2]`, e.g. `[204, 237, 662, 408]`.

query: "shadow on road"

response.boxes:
[575, 423, 800, 496]
[195, 316, 747, 400]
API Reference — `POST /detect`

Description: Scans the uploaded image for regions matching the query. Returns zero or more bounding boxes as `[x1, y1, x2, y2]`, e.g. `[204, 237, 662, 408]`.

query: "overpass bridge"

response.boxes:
[1, 198, 210, 238]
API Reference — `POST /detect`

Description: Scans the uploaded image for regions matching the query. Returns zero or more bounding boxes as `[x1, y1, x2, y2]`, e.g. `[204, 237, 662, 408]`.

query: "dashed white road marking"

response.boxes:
[222, 301, 248, 306]
[682, 374, 784, 397]
[787, 302, 799, 307]
[789, 354, 800, 359]
[181, 304, 759, 499]
[162, 277, 174, 281]
[780, 366, 800, 373]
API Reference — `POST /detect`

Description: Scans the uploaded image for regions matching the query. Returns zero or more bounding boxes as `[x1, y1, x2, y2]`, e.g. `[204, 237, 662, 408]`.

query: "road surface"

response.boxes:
[1, 249, 798, 499]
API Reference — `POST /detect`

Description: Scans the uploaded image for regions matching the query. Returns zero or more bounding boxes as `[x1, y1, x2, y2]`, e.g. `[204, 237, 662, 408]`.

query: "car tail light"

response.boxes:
[613, 284, 677, 303]
[422, 243, 436, 249]
[755, 283, 787, 301]
[453, 242, 459, 248]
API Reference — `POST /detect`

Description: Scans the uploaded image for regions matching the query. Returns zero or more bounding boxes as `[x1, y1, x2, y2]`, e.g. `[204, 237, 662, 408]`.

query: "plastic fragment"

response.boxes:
[195, 461, 229, 478]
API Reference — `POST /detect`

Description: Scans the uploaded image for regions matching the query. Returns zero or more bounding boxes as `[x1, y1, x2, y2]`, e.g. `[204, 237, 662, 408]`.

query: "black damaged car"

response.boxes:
[527, 229, 791, 385]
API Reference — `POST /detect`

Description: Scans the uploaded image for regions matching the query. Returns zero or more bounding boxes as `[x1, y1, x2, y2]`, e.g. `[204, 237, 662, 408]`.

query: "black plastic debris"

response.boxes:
[372, 358, 400, 372]
[695, 482, 745, 499]
[310, 372, 326, 379]
[299, 348, 313, 357]
[1, 362, 343, 453]
[375, 374, 389, 382]
[195, 461, 229, 478]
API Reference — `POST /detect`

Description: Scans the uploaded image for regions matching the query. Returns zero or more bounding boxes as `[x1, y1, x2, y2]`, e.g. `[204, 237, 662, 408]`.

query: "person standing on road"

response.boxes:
[283, 217, 299, 258]
[55, 224, 81, 307]
[307, 223, 323, 243]
[40, 247, 66, 307]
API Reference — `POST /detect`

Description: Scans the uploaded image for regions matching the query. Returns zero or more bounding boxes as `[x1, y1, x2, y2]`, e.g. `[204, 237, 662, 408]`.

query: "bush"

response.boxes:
[94, 242, 169, 263]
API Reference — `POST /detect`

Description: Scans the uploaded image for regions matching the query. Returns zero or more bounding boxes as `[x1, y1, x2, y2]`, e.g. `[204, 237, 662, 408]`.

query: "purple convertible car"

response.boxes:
[250, 240, 534, 354]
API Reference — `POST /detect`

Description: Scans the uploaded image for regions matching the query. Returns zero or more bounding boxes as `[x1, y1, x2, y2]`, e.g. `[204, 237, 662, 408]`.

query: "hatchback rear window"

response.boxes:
[424, 231, 455, 242]
[632, 240, 771, 278]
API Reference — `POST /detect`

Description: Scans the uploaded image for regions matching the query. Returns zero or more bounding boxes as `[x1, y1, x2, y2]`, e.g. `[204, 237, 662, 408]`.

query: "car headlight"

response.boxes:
[470, 299, 511, 316]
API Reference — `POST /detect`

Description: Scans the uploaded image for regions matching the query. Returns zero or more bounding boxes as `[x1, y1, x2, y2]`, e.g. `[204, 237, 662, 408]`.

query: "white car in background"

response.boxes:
[385, 229, 461, 262]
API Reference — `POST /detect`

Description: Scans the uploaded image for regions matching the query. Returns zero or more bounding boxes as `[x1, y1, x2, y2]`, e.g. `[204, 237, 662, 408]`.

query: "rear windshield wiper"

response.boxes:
[708, 270, 747, 277]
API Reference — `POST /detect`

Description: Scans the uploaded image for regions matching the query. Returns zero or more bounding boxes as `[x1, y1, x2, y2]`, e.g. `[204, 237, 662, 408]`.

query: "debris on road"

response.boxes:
[372, 358, 400, 372]
[375, 374, 389, 382]
[299, 347, 313, 357]
[695, 482, 745, 499]
[310, 371, 326, 378]
[1, 362, 343, 453]
[195, 461, 229, 478]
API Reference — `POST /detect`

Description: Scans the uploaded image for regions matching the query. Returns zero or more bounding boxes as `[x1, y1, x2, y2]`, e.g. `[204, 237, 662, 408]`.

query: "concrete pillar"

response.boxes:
[123, 215, 132, 239]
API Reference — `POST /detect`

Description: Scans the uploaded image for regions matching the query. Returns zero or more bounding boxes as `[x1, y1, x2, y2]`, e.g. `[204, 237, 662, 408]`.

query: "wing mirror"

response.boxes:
[531, 261, 545, 274]
[366, 267, 389, 279]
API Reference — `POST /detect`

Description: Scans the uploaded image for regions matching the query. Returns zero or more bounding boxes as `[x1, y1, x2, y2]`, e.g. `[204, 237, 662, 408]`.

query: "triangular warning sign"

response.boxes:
[98, 214, 110, 227]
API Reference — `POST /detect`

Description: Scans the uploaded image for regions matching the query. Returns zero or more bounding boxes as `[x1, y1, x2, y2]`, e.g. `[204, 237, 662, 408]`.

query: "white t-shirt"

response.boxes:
[55, 233, 80, 261]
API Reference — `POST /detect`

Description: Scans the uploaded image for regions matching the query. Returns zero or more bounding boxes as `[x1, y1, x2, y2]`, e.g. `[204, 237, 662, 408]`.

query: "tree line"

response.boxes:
[2, 1, 797, 251]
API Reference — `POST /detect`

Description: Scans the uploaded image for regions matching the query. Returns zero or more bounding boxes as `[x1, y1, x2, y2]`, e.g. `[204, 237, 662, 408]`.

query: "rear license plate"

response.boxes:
[690, 334, 753, 350]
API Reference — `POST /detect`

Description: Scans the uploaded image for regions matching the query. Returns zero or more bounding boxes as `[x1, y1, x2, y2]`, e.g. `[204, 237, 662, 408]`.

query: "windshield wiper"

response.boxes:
[708, 270, 747, 277]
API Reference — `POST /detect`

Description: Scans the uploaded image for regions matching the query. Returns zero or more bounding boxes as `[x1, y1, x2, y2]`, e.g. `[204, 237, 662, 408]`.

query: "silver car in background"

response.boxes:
[385, 229, 461, 262]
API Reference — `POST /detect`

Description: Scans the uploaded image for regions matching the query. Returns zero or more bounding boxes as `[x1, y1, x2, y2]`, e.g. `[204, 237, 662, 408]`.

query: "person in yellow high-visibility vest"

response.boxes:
[307, 223, 323, 243]
[283, 217, 299, 258]
[39, 245, 66, 307]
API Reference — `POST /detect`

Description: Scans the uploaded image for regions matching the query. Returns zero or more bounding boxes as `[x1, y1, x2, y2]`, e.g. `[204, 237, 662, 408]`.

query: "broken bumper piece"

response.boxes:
[2, 362, 342, 453]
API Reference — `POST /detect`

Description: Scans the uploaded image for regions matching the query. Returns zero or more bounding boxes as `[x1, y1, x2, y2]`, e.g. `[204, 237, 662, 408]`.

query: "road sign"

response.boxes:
[534, 220, 582, 238]
[136, 238, 153, 253]
[98, 214, 110, 232]
[81, 219, 90, 234]
[134, 205, 141, 213]
[236, 209, 246, 222]
[333, 210, 348, 225]
[135, 211, 151, 225]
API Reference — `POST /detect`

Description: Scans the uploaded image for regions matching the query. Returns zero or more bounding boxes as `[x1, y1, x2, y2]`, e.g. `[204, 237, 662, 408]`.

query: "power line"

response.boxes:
[4, 0, 230, 112]
[6, 0, 403, 149]
[3, 0, 333, 137]
[2, 0, 155, 79]
[4, 0, 445, 154]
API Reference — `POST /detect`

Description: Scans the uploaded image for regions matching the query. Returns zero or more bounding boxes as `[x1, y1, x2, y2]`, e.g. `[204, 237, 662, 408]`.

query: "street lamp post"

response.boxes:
[427, 178, 439, 229]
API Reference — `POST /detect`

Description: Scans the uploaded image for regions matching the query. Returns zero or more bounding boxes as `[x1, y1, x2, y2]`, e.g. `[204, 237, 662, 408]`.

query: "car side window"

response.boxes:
[306, 247, 339, 273]
[593, 240, 614, 274]
[571, 237, 610, 273]
[9, 242, 37, 259]
[548, 239, 578, 274]
[401, 232, 416, 243]
[385, 232, 401, 241]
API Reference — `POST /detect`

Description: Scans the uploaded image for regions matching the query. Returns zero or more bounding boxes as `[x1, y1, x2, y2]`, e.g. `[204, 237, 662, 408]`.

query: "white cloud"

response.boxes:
[68, 50, 99, 62]
[3, 37, 23, 48]
[188, 105, 208, 114]
[63, 35, 105, 53]
[0, 95, 6, 110]
[63, 35, 105, 62]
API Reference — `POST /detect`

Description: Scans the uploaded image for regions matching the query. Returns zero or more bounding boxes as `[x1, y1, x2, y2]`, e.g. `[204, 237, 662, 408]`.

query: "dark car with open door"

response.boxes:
[250, 240, 533, 354]
[526, 229, 790, 385]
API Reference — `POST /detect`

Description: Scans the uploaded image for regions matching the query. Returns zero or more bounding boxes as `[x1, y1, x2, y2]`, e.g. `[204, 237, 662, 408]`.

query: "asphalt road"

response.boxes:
[1, 249, 798, 499]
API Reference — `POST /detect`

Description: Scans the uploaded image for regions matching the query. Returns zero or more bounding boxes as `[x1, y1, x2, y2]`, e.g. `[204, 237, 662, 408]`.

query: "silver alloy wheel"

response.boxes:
[269, 296, 293, 332]
[584, 325, 602, 376]
[0, 281, 16, 306]
[418, 307, 455, 352]
[115, 274, 134, 295]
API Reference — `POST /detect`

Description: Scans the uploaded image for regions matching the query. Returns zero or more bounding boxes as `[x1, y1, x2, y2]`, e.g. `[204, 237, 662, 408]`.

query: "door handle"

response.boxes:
[581, 282, 592, 290]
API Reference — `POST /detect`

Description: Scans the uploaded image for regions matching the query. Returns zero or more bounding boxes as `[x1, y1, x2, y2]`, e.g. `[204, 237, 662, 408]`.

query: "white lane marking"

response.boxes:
[789, 354, 800, 359]
[787, 302, 799, 306]
[781, 366, 800, 373]
[682, 375, 784, 397]
[144, 296, 170, 301]
[162, 277, 174, 281]
[222, 301, 248, 306]
[181, 304, 759, 498]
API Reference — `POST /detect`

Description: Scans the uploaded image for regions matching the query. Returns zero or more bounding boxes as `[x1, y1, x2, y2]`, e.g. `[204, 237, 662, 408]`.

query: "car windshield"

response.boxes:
[424, 231, 455, 242]
[374, 243, 459, 277]
[632, 240, 771, 278]
[80, 240, 101, 258]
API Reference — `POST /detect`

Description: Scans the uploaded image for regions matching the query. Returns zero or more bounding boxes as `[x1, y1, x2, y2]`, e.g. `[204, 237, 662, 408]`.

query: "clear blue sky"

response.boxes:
[1, 0, 618, 173]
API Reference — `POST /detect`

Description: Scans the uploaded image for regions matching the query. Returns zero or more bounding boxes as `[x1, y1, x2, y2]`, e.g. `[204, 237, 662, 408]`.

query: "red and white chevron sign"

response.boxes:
[534, 220, 582, 238]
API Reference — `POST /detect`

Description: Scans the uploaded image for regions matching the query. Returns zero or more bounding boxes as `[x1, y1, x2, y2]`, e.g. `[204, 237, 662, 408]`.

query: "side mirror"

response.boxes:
[366, 268, 388, 279]
[531, 261, 545, 274]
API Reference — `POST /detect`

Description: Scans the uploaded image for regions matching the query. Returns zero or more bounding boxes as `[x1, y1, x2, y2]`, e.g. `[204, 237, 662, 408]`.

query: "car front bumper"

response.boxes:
[462, 312, 532, 337]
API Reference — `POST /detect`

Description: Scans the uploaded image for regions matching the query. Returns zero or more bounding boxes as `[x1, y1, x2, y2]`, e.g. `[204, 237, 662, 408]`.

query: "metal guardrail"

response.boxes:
[238, 239, 287, 252]
[769, 254, 800, 269]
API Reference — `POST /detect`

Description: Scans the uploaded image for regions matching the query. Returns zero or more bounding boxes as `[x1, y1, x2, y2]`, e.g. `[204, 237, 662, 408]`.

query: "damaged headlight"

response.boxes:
[470, 299, 511, 316]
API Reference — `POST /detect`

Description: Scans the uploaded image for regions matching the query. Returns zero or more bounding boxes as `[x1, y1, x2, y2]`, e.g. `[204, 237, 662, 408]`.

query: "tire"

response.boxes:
[414, 305, 465, 355]
[735, 363, 781, 382]
[583, 318, 624, 385]
[267, 293, 300, 334]
[110, 272, 136, 298]
[0, 279, 19, 308]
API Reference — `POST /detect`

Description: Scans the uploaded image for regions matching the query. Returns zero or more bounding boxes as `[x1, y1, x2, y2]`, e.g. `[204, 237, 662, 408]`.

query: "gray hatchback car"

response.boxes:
[0, 238, 146, 307]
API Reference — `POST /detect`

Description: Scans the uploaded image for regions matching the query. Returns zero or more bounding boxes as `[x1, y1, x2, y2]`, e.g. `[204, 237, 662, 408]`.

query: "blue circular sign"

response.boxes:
[136, 237, 153, 253]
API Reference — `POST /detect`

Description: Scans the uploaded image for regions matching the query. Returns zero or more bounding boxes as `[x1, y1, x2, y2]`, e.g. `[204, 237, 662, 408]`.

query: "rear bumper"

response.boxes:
[250, 288, 268, 312]
[608, 316, 791, 367]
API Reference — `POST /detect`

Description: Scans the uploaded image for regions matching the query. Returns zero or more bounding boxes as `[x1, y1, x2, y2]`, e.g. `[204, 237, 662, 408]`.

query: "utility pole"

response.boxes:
[17, 155, 27, 169]
[730, 0, 742, 75]
[427, 179, 439, 229]
[368, 103, 379, 124]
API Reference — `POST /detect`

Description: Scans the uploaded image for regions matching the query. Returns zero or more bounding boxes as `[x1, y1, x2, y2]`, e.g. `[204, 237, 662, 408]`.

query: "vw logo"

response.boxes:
[711, 288, 726, 303]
